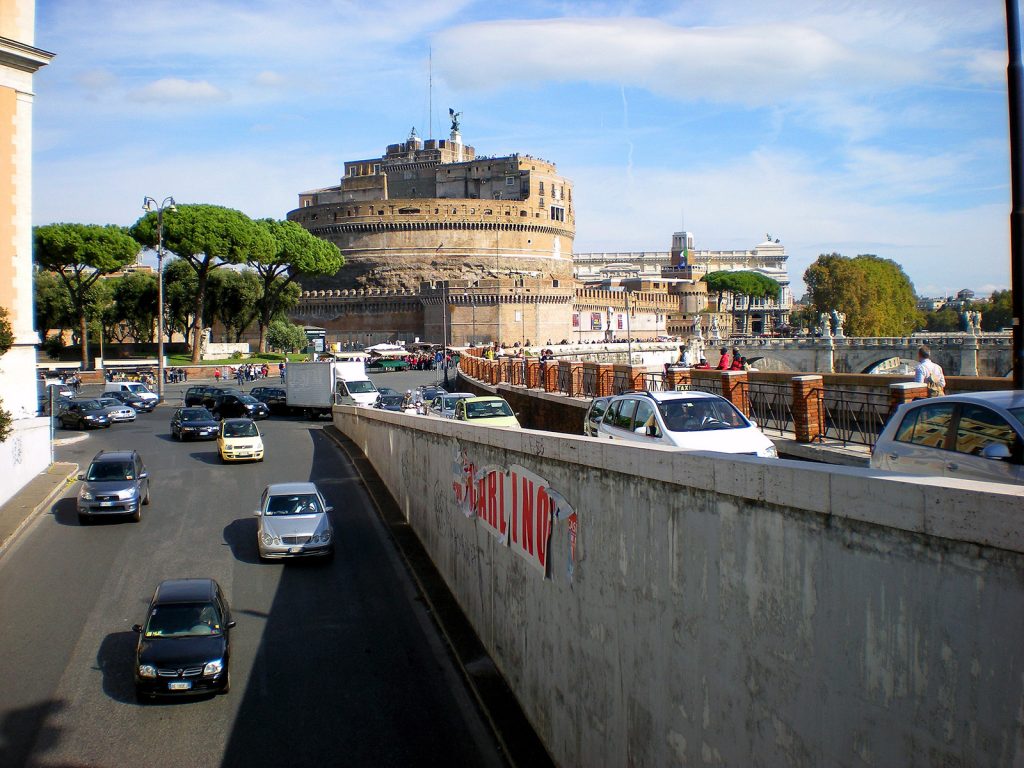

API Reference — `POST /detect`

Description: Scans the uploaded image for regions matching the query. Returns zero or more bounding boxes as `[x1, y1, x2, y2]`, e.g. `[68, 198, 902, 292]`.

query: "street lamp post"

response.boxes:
[142, 196, 176, 401]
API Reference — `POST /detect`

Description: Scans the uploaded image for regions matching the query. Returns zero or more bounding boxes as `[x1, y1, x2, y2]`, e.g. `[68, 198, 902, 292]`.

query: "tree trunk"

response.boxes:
[79, 313, 89, 370]
[191, 270, 208, 364]
[258, 322, 267, 354]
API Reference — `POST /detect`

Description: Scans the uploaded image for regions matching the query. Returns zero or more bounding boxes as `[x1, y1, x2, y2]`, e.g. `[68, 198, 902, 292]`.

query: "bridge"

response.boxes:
[726, 332, 1012, 377]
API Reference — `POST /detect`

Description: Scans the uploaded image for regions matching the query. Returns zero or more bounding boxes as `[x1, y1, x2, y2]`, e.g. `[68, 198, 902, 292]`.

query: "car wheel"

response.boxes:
[104, 423, 111, 429]
[131, 507, 141, 523]
[142, 486, 151, 506]
[221, 670, 231, 694]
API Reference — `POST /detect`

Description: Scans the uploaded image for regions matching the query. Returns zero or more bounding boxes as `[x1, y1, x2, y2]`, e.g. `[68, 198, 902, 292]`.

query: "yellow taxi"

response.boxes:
[453, 396, 521, 429]
[217, 418, 265, 463]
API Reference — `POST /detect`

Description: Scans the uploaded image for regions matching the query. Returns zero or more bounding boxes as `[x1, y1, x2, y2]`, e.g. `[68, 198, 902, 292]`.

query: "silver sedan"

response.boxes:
[255, 482, 334, 561]
[97, 397, 137, 423]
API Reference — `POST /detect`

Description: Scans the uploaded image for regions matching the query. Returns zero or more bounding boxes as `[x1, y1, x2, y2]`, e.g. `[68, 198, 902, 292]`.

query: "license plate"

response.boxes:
[289, 546, 303, 553]
[100, 501, 115, 507]
[168, 681, 191, 691]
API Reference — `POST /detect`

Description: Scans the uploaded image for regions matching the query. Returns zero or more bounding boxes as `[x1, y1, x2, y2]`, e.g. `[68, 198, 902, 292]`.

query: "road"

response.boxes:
[0, 370, 505, 768]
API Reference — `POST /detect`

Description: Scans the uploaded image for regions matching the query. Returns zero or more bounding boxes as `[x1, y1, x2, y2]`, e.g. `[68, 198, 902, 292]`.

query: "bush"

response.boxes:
[230, 350, 244, 360]
[41, 333, 64, 359]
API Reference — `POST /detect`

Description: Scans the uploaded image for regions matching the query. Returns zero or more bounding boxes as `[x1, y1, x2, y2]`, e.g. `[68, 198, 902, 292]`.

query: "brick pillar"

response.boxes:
[567, 362, 585, 397]
[629, 366, 647, 392]
[611, 365, 632, 394]
[889, 381, 927, 415]
[665, 367, 692, 391]
[526, 360, 541, 388]
[721, 370, 749, 415]
[498, 359, 510, 384]
[557, 360, 573, 394]
[596, 363, 614, 397]
[489, 361, 500, 385]
[543, 361, 559, 392]
[791, 374, 824, 443]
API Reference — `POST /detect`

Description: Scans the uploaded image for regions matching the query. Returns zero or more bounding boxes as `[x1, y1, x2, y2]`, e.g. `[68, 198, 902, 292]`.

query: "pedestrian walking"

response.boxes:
[914, 345, 946, 397]
[716, 347, 732, 370]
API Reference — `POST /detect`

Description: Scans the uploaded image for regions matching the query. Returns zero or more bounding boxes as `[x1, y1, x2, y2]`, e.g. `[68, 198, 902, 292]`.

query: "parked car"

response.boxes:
[250, 386, 288, 414]
[583, 396, 611, 437]
[102, 389, 156, 413]
[184, 385, 223, 408]
[428, 392, 474, 419]
[97, 397, 138, 423]
[871, 391, 1024, 485]
[254, 482, 334, 561]
[170, 407, 219, 441]
[211, 392, 270, 420]
[218, 418, 264, 463]
[133, 578, 234, 700]
[453, 396, 521, 429]
[114, 381, 159, 405]
[596, 391, 777, 457]
[374, 394, 408, 412]
[417, 385, 447, 403]
[376, 387, 400, 398]
[77, 449, 150, 523]
[59, 399, 112, 430]
[41, 394, 73, 416]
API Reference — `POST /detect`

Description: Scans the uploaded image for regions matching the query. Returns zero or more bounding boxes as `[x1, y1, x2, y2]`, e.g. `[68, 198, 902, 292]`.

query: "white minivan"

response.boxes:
[115, 381, 159, 405]
[596, 391, 777, 457]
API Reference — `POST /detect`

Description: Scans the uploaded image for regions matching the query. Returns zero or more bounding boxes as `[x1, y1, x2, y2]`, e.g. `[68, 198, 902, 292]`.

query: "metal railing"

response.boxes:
[508, 359, 527, 387]
[638, 372, 667, 391]
[581, 367, 599, 397]
[690, 376, 724, 397]
[611, 369, 632, 395]
[556, 365, 574, 396]
[743, 380, 795, 435]
[819, 388, 890, 447]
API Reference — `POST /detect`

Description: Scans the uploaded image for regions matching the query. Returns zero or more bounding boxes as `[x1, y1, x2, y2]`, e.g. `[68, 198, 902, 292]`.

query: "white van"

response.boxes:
[334, 361, 378, 407]
[115, 381, 159, 404]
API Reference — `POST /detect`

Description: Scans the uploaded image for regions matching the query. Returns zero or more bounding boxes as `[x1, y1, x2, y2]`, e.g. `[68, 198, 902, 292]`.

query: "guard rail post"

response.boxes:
[721, 370, 749, 415]
[792, 374, 824, 443]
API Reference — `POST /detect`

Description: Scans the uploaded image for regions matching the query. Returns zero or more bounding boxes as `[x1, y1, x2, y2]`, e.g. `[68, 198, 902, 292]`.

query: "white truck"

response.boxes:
[286, 361, 378, 418]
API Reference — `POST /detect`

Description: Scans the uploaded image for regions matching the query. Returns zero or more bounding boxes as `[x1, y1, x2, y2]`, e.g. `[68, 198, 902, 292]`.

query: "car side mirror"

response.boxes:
[226, 620, 236, 629]
[253, 509, 262, 516]
[139, 472, 148, 479]
[132, 624, 143, 633]
[982, 443, 1012, 461]
[325, 505, 334, 513]
[77, 473, 84, 481]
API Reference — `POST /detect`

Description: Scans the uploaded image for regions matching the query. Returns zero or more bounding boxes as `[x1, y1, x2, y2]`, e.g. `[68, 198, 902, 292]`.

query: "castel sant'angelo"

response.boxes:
[288, 116, 707, 347]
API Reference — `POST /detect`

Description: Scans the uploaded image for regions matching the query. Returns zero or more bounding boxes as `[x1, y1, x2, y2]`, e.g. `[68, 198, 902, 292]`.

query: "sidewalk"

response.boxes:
[0, 462, 79, 555]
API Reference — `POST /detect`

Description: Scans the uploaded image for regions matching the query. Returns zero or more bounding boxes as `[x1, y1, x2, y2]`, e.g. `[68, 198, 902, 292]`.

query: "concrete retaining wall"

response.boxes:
[333, 405, 1024, 767]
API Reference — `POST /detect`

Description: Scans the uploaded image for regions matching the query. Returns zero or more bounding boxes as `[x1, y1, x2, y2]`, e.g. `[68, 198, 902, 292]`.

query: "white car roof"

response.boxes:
[265, 482, 319, 495]
[615, 390, 726, 402]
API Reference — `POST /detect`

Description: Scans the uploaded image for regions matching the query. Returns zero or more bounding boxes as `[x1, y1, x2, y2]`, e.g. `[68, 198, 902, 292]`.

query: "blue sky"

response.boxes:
[33, 0, 1011, 297]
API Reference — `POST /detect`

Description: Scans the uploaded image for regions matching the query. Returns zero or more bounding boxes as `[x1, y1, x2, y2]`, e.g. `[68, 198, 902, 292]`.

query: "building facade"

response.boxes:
[0, 0, 52, 506]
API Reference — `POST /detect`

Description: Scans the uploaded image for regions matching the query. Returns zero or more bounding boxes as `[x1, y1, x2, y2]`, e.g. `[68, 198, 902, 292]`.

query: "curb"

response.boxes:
[0, 463, 79, 557]
[322, 425, 553, 768]
[53, 432, 89, 447]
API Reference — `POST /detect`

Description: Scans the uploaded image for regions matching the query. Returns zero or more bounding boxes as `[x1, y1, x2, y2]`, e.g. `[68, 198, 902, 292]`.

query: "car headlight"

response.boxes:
[762, 445, 778, 458]
[203, 659, 224, 676]
[138, 664, 157, 678]
[80, 490, 93, 500]
[260, 533, 274, 546]
[320, 530, 332, 543]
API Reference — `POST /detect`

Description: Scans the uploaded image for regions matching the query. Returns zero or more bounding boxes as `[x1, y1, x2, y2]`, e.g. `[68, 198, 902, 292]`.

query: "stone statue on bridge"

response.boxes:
[819, 312, 833, 338]
[962, 310, 983, 336]
[831, 309, 846, 339]
[691, 314, 703, 340]
[709, 314, 722, 342]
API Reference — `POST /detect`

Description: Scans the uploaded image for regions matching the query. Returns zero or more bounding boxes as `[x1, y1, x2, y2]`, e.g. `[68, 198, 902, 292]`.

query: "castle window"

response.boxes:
[373, 164, 381, 174]
[303, 199, 311, 207]
[538, 181, 544, 196]
[550, 205, 565, 222]
[505, 176, 515, 186]
[520, 210, 527, 217]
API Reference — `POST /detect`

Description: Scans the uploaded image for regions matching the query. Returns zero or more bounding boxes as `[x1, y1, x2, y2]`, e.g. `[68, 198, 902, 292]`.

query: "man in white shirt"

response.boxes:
[914, 345, 946, 397]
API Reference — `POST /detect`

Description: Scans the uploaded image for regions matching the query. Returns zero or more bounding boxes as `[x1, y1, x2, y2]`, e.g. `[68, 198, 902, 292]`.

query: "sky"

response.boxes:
[33, 0, 1013, 297]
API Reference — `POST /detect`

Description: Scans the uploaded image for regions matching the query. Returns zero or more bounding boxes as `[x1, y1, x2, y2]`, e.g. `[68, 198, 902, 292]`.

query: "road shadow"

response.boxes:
[222, 518, 260, 564]
[50, 497, 80, 526]
[0, 699, 67, 767]
[189, 451, 222, 465]
[97, 630, 138, 704]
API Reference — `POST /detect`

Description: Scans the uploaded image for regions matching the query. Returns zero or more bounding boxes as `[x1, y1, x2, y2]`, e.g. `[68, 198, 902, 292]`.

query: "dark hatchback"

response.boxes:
[59, 399, 111, 430]
[133, 578, 234, 700]
[212, 392, 270, 420]
[184, 385, 223, 408]
[250, 386, 288, 414]
[170, 407, 219, 441]
[102, 389, 156, 413]
[374, 394, 407, 412]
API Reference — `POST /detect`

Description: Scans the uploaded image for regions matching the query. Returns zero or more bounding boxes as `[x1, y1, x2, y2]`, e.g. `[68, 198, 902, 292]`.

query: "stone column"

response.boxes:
[960, 335, 979, 377]
[721, 370, 749, 415]
[791, 374, 824, 443]
[889, 381, 927, 415]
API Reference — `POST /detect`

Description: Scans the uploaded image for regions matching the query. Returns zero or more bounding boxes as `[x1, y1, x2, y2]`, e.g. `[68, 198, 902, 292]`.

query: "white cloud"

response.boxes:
[129, 78, 228, 104]
[74, 67, 116, 91]
[253, 70, 287, 88]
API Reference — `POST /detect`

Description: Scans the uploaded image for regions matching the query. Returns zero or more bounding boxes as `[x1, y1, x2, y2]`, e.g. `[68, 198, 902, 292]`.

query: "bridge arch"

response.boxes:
[860, 356, 918, 375]
[745, 355, 797, 372]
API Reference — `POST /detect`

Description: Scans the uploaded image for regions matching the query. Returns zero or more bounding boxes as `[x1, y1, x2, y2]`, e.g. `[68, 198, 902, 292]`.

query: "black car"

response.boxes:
[170, 407, 219, 441]
[133, 578, 234, 700]
[250, 386, 288, 415]
[419, 385, 447, 402]
[59, 399, 111, 430]
[211, 392, 270, 420]
[374, 394, 407, 412]
[184, 385, 223, 408]
[102, 389, 156, 413]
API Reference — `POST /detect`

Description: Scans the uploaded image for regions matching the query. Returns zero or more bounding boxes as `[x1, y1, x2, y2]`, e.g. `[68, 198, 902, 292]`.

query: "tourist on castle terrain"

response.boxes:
[730, 354, 744, 371]
[914, 345, 946, 397]
[716, 347, 732, 370]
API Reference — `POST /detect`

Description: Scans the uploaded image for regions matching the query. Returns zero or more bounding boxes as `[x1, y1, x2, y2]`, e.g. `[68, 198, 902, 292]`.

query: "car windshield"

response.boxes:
[465, 400, 514, 419]
[181, 409, 213, 422]
[239, 395, 259, 405]
[346, 380, 377, 394]
[657, 398, 749, 432]
[87, 461, 134, 481]
[1010, 408, 1024, 428]
[265, 493, 323, 516]
[77, 400, 103, 411]
[127, 384, 151, 394]
[98, 399, 121, 408]
[144, 602, 223, 638]
[223, 421, 259, 438]
[380, 395, 405, 406]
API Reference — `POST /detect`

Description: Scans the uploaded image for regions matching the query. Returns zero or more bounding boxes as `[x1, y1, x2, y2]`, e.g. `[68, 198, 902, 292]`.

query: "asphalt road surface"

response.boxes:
[0, 380, 504, 767]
